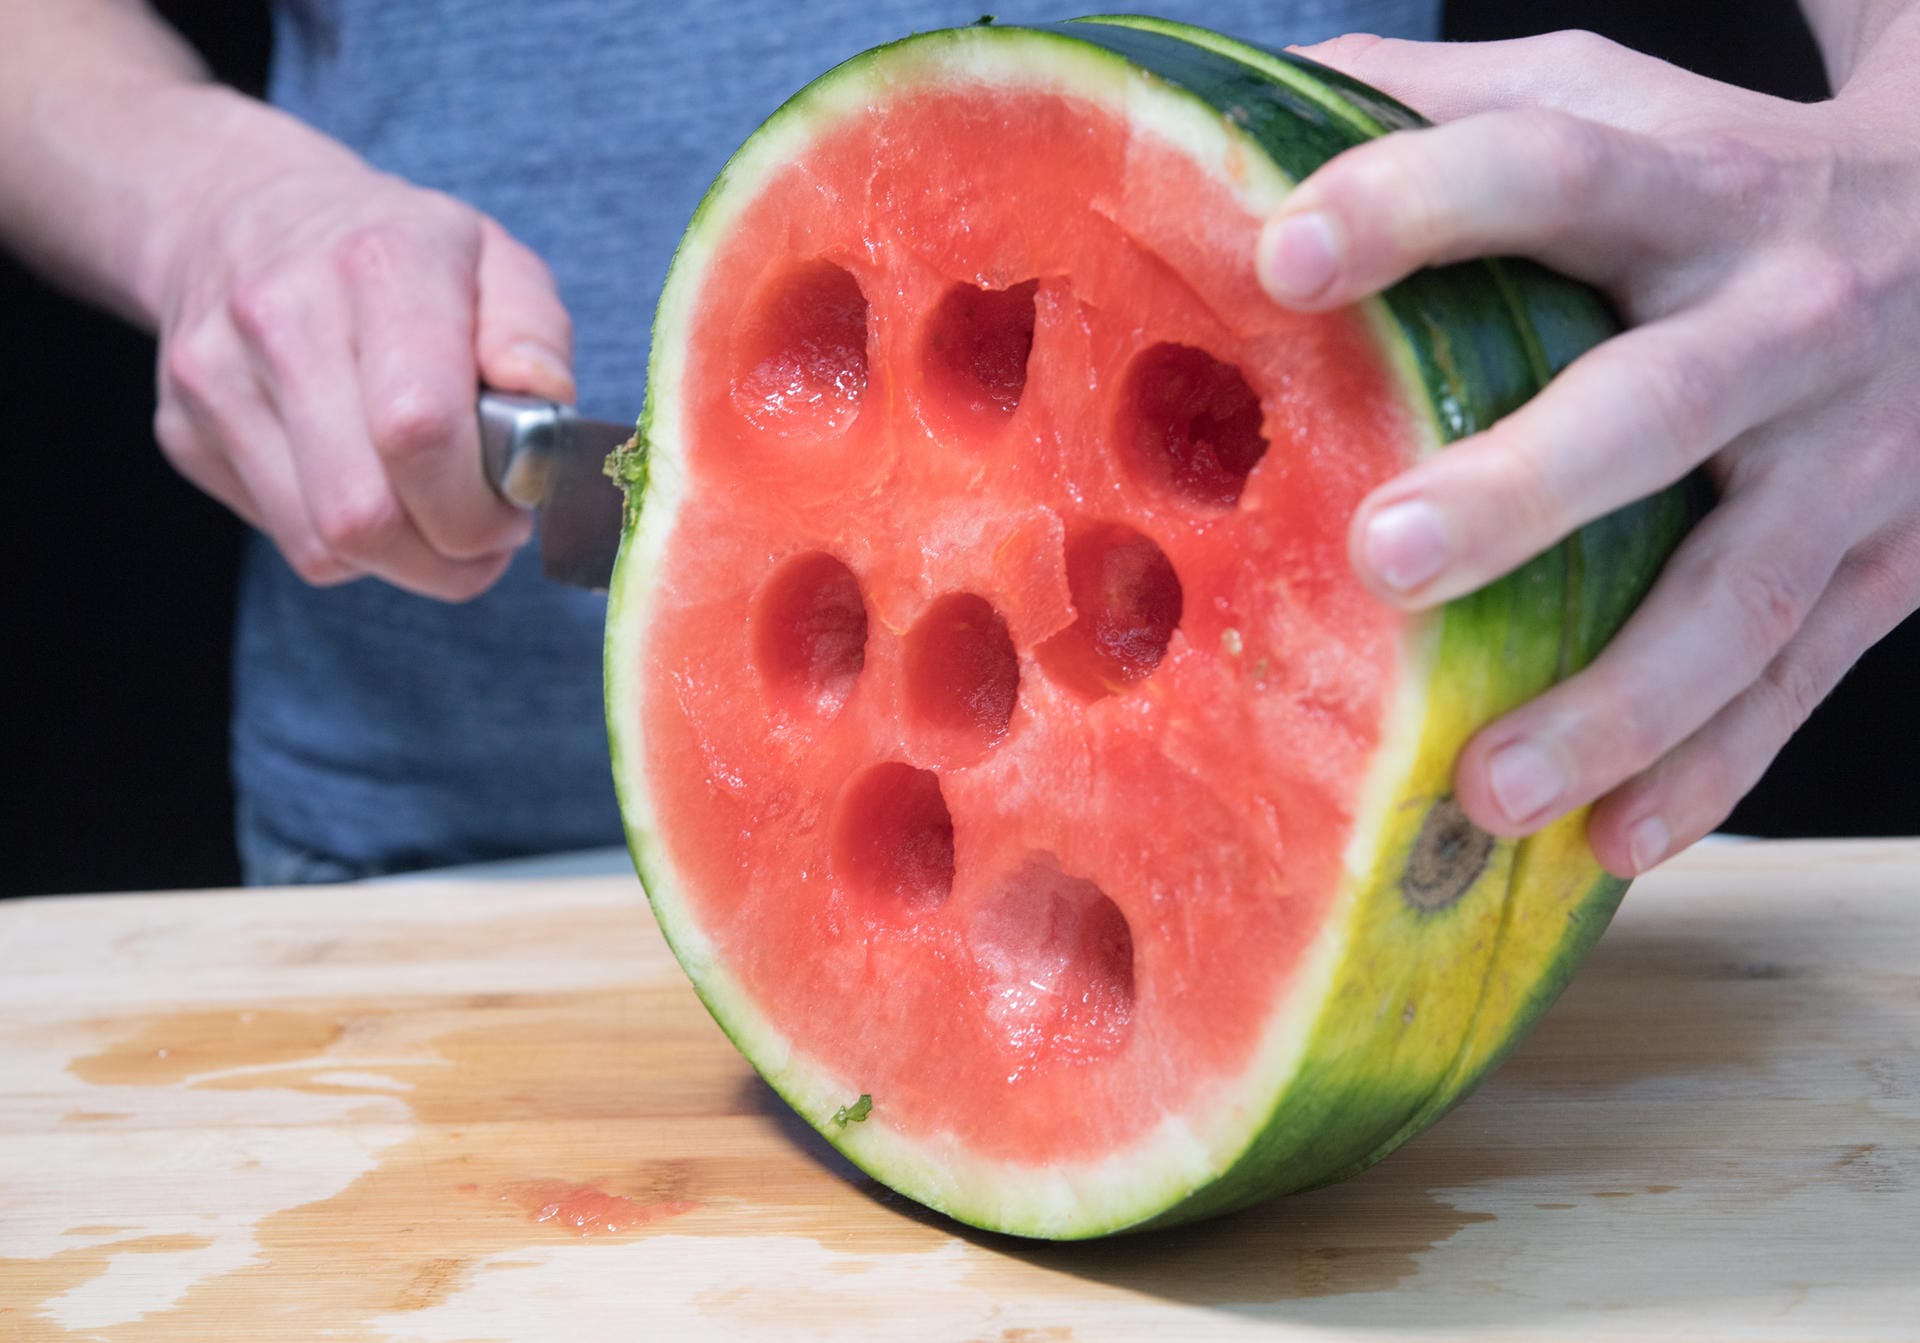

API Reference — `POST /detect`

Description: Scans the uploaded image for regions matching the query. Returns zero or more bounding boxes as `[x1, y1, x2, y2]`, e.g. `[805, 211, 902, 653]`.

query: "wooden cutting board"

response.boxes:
[2, 838, 1917, 1341]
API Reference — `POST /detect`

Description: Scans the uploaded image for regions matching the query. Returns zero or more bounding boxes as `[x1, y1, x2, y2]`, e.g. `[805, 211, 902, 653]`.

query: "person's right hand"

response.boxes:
[149, 149, 575, 600]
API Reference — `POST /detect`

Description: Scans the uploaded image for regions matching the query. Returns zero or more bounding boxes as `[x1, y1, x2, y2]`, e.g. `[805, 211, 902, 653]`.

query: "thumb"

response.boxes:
[474, 216, 576, 403]
[1289, 31, 1659, 127]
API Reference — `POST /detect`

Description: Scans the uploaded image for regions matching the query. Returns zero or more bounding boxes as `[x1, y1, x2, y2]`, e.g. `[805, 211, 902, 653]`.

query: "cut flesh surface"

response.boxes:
[607, 22, 1687, 1238]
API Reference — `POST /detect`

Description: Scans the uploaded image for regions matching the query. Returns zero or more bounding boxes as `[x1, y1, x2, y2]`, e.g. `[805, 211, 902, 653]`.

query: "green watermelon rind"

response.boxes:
[606, 19, 1684, 1239]
[1130, 17, 1689, 1198]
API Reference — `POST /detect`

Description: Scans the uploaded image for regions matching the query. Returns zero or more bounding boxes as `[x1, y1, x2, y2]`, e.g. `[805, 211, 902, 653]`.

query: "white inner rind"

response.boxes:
[606, 26, 1443, 1238]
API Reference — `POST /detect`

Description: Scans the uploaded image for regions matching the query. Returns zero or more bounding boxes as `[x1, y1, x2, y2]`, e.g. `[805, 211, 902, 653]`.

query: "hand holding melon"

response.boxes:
[1268, 25, 1920, 878]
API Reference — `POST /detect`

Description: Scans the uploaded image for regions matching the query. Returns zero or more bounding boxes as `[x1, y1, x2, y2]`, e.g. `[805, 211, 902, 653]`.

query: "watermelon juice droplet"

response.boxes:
[503, 1181, 698, 1238]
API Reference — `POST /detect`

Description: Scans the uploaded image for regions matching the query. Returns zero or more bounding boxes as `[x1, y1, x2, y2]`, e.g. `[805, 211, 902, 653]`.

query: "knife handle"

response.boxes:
[478, 390, 573, 508]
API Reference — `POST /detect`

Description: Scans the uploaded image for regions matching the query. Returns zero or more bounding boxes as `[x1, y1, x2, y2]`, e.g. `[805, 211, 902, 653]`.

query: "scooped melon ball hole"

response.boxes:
[730, 259, 870, 437]
[1037, 522, 1183, 700]
[832, 763, 955, 912]
[921, 278, 1038, 425]
[903, 593, 1020, 758]
[970, 856, 1135, 1060]
[752, 551, 868, 717]
[1117, 342, 1268, 508]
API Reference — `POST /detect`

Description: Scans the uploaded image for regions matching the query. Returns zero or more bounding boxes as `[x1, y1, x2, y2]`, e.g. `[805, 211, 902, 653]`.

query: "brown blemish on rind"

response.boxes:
[1401, 797, 1496, 913]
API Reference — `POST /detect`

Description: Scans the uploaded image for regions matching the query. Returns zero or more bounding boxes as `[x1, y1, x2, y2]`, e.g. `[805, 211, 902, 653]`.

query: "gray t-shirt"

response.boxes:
[238, 0, 1442, 879]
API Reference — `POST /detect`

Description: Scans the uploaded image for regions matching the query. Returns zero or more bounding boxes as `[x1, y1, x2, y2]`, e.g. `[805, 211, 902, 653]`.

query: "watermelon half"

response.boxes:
[605, 18, 1685, 1239]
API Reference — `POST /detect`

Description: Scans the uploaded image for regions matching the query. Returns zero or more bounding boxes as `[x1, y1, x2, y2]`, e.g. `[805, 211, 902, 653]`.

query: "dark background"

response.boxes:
[4, 1, 1907, 897]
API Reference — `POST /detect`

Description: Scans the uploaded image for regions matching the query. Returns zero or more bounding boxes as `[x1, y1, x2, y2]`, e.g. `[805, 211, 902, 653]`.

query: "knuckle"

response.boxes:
[160, 325, 228, 405]
[1774, 248, 1878, 369]
[335, 198, 478, 283]
[1540, 27, 1618, 67]
[369, 382, 464, 463]
[1581, 679, 1668, 776]
[334, 224, 406, 285]
[1814, 540, 1916, 652]
[1674, 750, 1741, 838]
[284, 539, 353, 587]
[1697, 755, 1742, 824]
[1357, 135, 1454, 257]
[1487, 436, 1568, 539]
[1682, 132, 1781, 219]
[228, 271, 306, 349]
[1754, 651, 1830, 739]
[151, 401, 199, 465]
[1722, 558, 1812, 655]
[1632, 341, 1722, 454]
[314, 488, 405, 558]
[1611, 698, 1669, 774]
[1513, 108, 1609, 229]
[1857, 524, 1920, 603]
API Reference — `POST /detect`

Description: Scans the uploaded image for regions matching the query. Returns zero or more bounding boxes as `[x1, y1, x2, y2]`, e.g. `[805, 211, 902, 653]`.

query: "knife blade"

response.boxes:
[477, 391, 632, 590]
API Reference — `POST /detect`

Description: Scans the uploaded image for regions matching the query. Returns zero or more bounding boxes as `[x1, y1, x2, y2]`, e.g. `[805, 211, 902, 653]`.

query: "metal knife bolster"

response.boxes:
[477, 390, 631, 590]
[479, 391, 577, 508]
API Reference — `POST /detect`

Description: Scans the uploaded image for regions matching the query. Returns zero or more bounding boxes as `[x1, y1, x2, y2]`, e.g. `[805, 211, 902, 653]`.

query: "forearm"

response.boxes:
[0, 0, 354, 327]
[1800, 0, 1920, 94]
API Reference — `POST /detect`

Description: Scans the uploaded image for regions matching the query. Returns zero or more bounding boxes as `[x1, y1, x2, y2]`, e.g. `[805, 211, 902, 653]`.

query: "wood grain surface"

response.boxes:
[2, 839, 1916, 1340]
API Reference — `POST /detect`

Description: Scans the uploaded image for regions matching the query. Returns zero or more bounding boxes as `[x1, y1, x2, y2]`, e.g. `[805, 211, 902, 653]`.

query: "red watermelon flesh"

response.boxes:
[641, 83, 1410, 1166]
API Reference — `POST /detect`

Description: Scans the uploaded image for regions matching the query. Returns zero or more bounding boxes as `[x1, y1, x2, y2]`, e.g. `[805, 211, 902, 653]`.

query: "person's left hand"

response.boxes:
[1257, 29, 1920, 878]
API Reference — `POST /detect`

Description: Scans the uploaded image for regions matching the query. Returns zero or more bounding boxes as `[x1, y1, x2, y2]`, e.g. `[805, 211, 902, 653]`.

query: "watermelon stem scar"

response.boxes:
[833, 1095, 875, 1126]
[605, 18, 1688, 1239]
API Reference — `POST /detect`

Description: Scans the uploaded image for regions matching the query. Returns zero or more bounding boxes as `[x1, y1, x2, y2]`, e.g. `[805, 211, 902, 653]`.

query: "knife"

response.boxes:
[477, 390, 633, 591]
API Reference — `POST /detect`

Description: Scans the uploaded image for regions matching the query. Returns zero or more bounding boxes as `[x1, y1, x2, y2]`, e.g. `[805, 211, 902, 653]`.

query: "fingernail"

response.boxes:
[1627, 814, 1671, 874]
[1260, 210, 1342, 302]
[1488, 739, 1564, 826]
[507, 340, 576, 399]
[1362, 500, 1449, 592]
